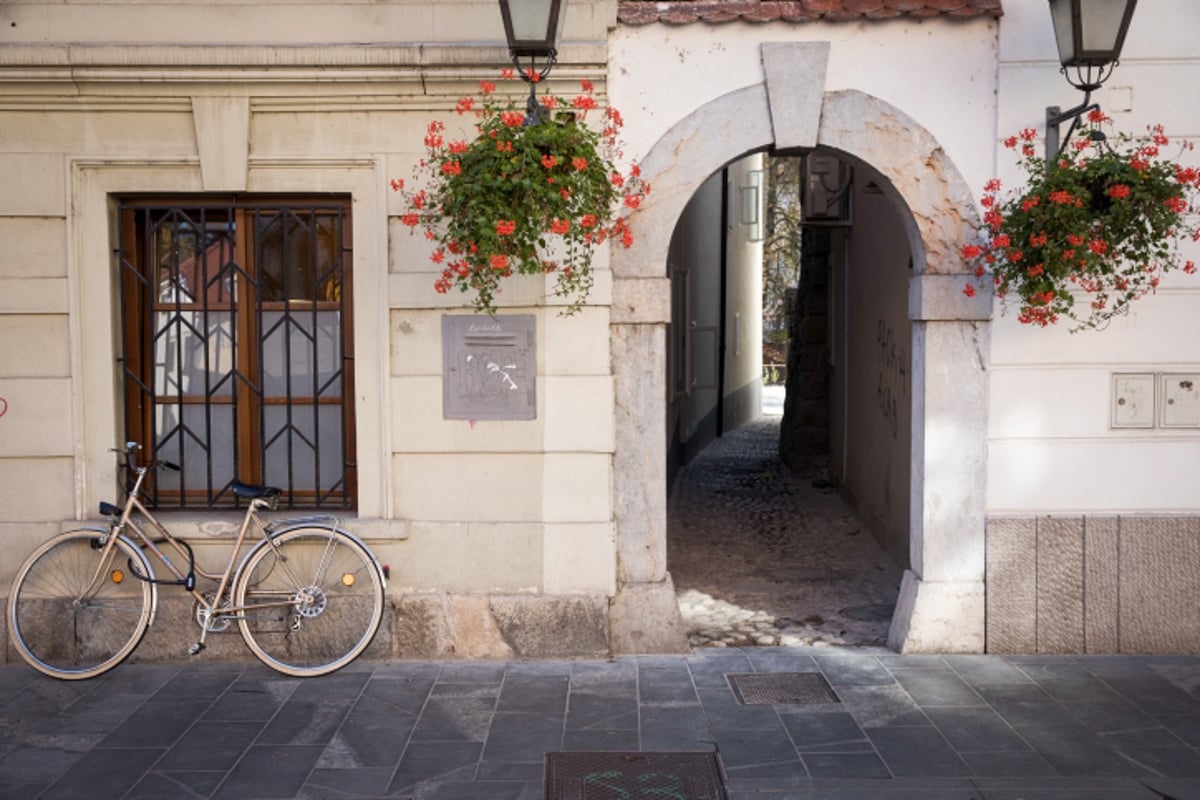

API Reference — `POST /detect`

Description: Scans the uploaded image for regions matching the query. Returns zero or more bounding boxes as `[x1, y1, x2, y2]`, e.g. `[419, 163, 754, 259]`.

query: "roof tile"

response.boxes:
[616, 0, 1002, 25]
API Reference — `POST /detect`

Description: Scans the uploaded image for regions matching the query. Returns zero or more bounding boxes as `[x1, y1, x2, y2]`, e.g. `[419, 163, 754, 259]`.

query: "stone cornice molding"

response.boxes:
[0, 42, 608, 82]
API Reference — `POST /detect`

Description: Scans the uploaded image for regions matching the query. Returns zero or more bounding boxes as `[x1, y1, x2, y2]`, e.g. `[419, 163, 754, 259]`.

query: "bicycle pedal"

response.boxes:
[188, 642, 206, 656]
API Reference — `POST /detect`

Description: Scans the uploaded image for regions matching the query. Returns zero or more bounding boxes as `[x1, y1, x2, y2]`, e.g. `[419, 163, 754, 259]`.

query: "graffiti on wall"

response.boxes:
[875, 319, 907, 438]
[0, 396, 7, 418]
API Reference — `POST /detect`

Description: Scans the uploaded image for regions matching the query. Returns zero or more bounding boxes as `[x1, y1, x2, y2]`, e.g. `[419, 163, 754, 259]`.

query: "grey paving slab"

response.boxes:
[410, 779, 531, 800]
[388, 740, 483, 795]
[480, 711, 564, 763]
[866, 727, 973, 777]
[40, 745, 165, 800]
[561, 728, 640, 751]
[1099, 728, 1200, 776]
[813, 654, 895, 686]
[258, 698, 355, 745]
[973, 777, 1164, 799]
[496, 674, 568, 714]
[958, 748, 1058, 778]
[801, 751, 891, 778]
[835, 683, 931, 728]
[973, 683, 1073, 728]
[201, 674, 300, 721]
[564, 689, 638, 731]
[891, 667, 987, 707]
[942, 656, 1035, 687]
[638, 665, 699, 705]
[124, 770, 226, 800]
[640, 704, 715, 751]
[409, 694, 496, 742]
[1141, 776, 1200, 800]
[1013, 722, 1140, 777]
[923, 706, 1032, 752]
[779, 710, 873, 753]
[320, 696, 417, 768]
[569, 657, 637, 689]
[99, 698, 212, 748]
[299, 766, 393, 799]
[212, 743, 325, 800]
[157, 720, 263, 770]
[362, 676, 436, 715]
[1060, 697, 1159, 733]
[713, 725, 806, 769]
[3, 654, 1200, 799]
[687, 651, 754, 688]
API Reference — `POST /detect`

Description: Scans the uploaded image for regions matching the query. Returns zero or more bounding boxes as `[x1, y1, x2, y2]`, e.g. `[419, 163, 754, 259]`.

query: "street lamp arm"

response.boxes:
[1045, 87, 1097, 162]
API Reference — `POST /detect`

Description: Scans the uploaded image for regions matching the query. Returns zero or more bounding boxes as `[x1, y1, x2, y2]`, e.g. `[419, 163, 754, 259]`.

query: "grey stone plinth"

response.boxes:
[609, 577, 689, 654]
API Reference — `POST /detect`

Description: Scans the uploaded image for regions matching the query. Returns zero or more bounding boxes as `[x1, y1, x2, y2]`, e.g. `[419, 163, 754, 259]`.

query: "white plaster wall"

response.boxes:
[723, 154, 766, 431]
[0, 0, 623, 599]
[609, 18, 999, 207]
[680, 171, 724, 442]
[988, 0, 1200, 514]
[836, 171, 913, 566]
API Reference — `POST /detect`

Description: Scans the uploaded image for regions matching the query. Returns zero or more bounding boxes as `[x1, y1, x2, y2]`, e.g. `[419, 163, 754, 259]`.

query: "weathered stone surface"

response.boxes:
[985, 517, 1036, 654]
[909, 274, 992, 321]
[609, 578, 688, 654]
[394, 593, 609, 659]
[1036, 517, 1084, 653]
[888, 570, 984, 653]
[611, 277, 670, 324]
[612, 324, 668, 584]
[1084, 516, 1119, 653]
[491, 595, 609, 657]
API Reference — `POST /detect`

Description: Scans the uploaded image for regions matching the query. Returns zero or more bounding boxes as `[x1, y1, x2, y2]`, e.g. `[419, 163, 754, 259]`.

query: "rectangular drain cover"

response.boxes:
[545, 751, 725, 800]
[727, 672, 840, 705]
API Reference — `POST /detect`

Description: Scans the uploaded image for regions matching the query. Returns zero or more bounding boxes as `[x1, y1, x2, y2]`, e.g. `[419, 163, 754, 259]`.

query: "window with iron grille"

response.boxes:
[116, 197, 356, 509]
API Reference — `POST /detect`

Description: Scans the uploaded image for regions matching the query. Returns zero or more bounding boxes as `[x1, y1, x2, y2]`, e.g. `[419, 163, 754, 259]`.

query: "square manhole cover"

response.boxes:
[545, 751, 725, 800]
[727, 672, 840, 705]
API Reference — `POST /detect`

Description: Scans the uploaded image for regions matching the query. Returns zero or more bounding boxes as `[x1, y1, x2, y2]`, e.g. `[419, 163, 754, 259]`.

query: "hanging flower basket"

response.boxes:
[963, 111, 1200, 331]
[393, 72, 649, 315]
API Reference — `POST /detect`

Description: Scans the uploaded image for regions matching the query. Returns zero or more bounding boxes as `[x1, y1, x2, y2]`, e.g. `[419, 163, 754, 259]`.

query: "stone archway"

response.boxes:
[608, 42, 992, 654]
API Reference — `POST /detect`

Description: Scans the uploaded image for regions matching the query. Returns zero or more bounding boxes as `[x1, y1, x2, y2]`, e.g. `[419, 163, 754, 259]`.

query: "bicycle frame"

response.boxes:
[96, 463, 325, 648]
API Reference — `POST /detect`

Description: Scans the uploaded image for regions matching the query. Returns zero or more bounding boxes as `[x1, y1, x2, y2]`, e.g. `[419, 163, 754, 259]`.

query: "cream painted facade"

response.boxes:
[1, 0, 1199, 659]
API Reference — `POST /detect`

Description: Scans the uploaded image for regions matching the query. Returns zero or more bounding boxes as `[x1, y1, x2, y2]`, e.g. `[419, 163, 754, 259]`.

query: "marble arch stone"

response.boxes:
[609, 42, 991, 654]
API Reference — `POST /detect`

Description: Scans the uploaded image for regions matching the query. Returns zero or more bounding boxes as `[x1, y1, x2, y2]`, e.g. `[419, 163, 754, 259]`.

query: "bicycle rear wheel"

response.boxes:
[9, 530, 154, 679]
[234, 527, 384, 677]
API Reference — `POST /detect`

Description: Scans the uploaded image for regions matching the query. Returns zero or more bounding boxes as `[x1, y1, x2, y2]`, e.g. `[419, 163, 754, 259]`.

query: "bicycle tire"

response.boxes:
[233, 526, 385, 677]
[9, 530, 155, 680]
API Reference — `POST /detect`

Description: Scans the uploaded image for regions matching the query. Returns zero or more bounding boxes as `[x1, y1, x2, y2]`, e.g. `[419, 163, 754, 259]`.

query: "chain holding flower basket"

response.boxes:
[964, 111, 1200, 331]
[393, 72, 649, 315]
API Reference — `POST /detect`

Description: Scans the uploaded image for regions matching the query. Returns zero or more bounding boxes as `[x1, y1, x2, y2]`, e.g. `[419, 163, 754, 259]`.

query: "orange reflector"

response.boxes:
[341, 573, 355, 587]
[111, 570, 125, 584]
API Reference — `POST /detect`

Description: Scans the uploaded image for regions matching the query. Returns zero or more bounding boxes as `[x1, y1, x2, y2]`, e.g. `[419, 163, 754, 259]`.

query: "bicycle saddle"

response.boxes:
[230, 481, 283, 500]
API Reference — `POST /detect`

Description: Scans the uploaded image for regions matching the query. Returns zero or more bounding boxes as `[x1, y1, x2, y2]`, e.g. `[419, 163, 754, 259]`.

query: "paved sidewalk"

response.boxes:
[4, 650, 1200, 799]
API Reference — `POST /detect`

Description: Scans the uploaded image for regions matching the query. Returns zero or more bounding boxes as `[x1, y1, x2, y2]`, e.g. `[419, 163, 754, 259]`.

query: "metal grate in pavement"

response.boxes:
[545, 751, 725, 800]
[726, 672, 840, 705]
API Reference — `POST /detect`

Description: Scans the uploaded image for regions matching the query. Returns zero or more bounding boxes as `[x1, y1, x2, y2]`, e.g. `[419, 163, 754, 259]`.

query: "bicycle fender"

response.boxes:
[65, 527, 161, 629]
[231, 523, 387, 590]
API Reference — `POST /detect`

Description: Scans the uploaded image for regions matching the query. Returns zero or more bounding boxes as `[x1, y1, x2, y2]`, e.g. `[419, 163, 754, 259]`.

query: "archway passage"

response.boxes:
[609, 42, 990, 654]
[665, 153, 914, 649]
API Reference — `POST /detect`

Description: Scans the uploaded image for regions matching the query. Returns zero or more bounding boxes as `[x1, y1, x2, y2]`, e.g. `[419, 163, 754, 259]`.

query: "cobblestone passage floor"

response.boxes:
[668, 416, 904, 649]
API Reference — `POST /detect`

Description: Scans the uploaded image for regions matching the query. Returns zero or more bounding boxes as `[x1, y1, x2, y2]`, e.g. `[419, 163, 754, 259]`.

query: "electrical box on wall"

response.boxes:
[1160, 373, 1200, 428]
[1111, 372, 1155, 428]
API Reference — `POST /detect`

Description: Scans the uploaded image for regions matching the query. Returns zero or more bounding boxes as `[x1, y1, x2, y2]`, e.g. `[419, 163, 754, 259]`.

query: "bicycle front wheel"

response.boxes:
[234, 527, 385, 677]
[9, 530, 154, 680]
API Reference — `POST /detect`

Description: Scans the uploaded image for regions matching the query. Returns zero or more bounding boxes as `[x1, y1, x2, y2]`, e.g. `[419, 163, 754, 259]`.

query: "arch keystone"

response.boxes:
[762, 41, 830, 150]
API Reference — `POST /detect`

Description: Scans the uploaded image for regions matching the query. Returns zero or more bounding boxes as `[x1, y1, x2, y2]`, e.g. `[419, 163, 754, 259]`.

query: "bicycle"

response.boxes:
[7, 442, 387, 680]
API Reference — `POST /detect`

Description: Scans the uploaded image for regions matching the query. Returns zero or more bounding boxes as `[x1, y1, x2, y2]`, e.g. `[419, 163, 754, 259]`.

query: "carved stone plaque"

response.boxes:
[442, 314, 536, 420]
